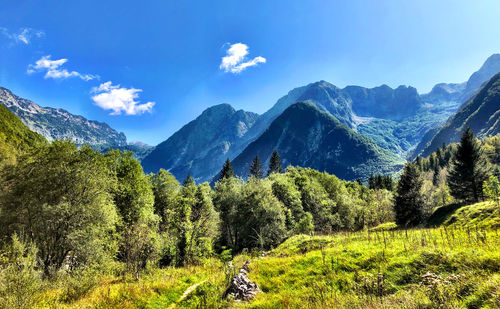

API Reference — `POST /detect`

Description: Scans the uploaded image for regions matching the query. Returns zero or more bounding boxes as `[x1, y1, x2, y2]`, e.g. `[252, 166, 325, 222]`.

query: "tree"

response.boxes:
[186, 183, 219, 263]
[0, 142, 118, 275]
[218, 158, 234, 181]
[447, 127, 489, 203]
[483, 175, 500, 206]
[249, 155, 264, 178]
[0, 234, 41, 309]
[267, 150, 283, 176]
[394, 162, 424, 227]
[105, 150, 159, 278]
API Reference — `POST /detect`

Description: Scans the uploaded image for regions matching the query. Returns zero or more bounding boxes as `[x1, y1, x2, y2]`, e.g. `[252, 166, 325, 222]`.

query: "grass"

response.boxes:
[32, 202, 500, 308]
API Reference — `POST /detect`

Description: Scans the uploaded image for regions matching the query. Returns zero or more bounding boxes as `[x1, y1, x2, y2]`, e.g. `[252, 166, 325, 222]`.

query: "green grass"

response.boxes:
[33, 203, 500, 308]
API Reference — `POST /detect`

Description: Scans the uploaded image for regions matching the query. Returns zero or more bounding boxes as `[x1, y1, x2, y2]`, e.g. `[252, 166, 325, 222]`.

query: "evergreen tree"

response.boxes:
[183, 173, 195, 186]
[249, 155, 264, 178]
[218, 158, 234, 181]
[267, 150, 283, 176]
[447, 127, 489, 203]
[432, 164, 440, 186]
[394, 162, 424, 227]
[368, 173, 376, 189]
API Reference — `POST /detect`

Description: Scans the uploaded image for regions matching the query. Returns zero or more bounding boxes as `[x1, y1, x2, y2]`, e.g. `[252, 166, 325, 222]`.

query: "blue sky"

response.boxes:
[1, 0, 500, 145]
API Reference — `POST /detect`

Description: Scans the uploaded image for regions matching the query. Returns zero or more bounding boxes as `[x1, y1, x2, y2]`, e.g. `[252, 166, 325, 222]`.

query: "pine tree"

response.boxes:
[447, 127, 489, 203]
[394, 162, 424, 227]
[368, 173, 376, 189]
[249, 155, 263, 178]
[183, 173, 195, 186]
[267, 150, 283, 176]
[218, 158, 234, 181]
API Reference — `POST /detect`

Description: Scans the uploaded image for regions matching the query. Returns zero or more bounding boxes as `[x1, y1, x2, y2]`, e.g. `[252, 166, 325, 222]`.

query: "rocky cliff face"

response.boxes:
[142, 103, 259, 182]
[0, 87, 127, 147]
[417, 72, 500, 158]
[231, 102, 403, 181]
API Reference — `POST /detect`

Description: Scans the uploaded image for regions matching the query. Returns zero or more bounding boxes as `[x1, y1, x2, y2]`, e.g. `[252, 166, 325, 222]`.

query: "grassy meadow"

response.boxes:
[30, 201, 500, 309]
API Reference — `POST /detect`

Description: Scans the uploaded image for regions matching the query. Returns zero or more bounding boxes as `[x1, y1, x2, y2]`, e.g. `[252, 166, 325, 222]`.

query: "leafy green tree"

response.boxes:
[295, 212, 314, 234]
[0, 141, 118, 275]
[267, 150, 283, 175]
[394, 162, 424, 227]
[186, 183, 219, 263]
[447, 127, 489, 203]
[483, 175, 500, 206]
[105, 150, 159, 277]
[0, 234, 41, 309]
[249, 155, 264, 178]
[233, 179, 286, 250]
[213, 177, 246, 250]
[218, 158, 234, 181]
[150, 169, 180, 266]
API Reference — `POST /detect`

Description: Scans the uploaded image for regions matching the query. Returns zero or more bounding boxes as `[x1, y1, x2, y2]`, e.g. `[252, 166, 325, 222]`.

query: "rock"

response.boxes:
[224, 261, 259, 301]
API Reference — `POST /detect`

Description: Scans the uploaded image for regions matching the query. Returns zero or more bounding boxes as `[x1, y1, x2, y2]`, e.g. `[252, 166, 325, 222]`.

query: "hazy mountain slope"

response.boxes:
[0, 87, 127, 148]
[142, 104, 259, 182]
[0, 104, 46, 165]
[460, 53, 500, 102]
[343, 84, 422, 120]
[231, 102, 403, 181]
[418, 72, 500, 158]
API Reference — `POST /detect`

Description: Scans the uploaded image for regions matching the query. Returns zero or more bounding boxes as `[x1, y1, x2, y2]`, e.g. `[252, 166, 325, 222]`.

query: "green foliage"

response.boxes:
[0, 104, 45, 167]
[267, 149, 283, 175]
[394, 162, 424, 227]
[0, 234, 41, 309]
[249, 155, 263, 178]
[0, 141, 118, 275]
[218, 158, 234, 181]
[483, 175, 500, 206]
[447, 127, 489, 203]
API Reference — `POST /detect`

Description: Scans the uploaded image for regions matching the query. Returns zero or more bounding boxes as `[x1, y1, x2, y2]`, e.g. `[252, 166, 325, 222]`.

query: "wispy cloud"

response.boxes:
[0, 27, 44, 45]
[91, 81, 155, 115]
[220, 43, 266, 73]
[27, 55, 98, 81]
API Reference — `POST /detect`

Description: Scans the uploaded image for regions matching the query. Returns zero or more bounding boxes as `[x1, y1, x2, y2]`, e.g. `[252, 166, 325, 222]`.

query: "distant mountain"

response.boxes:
[142, 104, 259, 182]
[231, 102, 403, 181]
[344, 84, 423, 120]
[0, 87, 127, 148]
[417, 72, 500, 158]
[461, 54, 500, 102]
[0, 104, 46, 165]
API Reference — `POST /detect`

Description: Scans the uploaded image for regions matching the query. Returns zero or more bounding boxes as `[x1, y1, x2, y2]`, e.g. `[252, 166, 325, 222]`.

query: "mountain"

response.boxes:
[0, 104, 46, 165]
[142, 104, 259, 182]
[0, 87, 127, 148]
[231, 102, 403, 181]
[460, 53, 500, 102]
[344, 84, 423, 120]
[417, 72, 500, 158]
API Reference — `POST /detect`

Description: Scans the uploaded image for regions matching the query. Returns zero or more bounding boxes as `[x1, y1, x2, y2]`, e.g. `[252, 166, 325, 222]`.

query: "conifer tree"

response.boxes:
[267, 150, 283, 176]
[249, 155, 263, 178]
[183, 173, 195, 186]
[394, 162, 424, 227]
[368, 173, 376, 189]
[447, 127, 489, 203]
[218, 158, 234, 181]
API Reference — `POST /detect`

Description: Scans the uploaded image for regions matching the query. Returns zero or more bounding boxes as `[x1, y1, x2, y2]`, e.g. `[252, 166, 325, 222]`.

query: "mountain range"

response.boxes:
[0, 87, 127, 148]
[1, 53, 499, 183]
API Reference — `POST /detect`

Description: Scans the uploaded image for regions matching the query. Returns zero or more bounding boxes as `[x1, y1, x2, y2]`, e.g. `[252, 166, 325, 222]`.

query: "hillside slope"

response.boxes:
[417, 72, 500, 158]
[232, 102, 403, 181]
[0, 104, 46, 165]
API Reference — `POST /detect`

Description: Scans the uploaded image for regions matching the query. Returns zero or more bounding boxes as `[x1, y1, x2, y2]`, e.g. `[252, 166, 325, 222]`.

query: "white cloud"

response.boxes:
[220, 43, 266, 73]
[91, 81, 155, 115]
[27, 55, 98, 81]
[0, 27, 44, 44]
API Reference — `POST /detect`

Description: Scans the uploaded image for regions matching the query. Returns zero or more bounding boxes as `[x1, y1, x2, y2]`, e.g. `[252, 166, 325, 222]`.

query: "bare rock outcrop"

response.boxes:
[224, 261, 259, 301]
